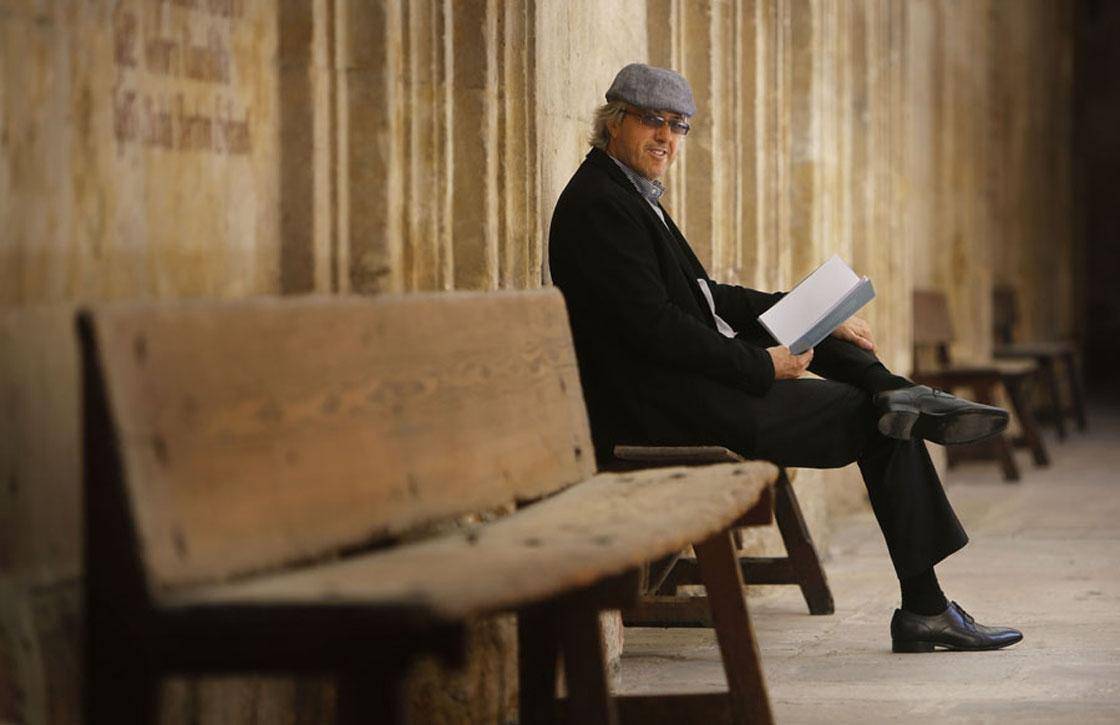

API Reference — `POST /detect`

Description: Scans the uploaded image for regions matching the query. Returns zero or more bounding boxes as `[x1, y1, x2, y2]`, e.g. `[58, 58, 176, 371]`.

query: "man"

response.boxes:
[548, 63, 1022, 652]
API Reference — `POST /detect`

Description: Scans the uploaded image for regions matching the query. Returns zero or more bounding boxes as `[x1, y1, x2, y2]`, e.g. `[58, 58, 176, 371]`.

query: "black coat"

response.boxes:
[549, 148, 876, 462]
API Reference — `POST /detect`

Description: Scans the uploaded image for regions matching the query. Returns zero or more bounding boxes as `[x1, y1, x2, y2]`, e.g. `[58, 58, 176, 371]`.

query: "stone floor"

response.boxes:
[618, 401, 1120, 723]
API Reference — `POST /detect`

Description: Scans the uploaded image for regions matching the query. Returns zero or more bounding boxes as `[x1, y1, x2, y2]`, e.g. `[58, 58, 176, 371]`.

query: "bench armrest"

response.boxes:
[612, 445, 746, 466]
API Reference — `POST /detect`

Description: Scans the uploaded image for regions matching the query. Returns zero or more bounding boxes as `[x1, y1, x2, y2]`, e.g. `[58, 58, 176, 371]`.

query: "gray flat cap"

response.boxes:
[606, 63, 696, 116]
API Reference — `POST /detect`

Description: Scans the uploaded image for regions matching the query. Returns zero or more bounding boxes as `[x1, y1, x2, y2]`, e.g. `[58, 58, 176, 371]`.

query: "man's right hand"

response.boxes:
[768, 345, 814, 380]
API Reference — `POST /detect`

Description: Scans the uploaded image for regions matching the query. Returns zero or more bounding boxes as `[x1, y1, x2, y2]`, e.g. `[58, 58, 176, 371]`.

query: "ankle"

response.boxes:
[899, 568, 948, 616]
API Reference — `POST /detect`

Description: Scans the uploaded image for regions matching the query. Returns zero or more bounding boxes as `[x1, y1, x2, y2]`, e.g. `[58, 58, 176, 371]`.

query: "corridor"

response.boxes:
[621, 403, 1120, 722]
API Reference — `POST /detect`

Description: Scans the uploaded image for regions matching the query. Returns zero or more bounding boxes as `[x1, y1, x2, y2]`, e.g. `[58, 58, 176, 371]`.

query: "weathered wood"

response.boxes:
[167, 463, 775, 620]
[993, 287, 1086, 433]
[336, 670, 401, 725]
[658, 558, 796, 589]
[519, 602, 560, 725]
[653, 475, 833, 619]
[1037, 356, 1069, 440]
[694, 531, 773, 725]
[995, 342, 1088, 436]
[770, 470, 833, 615]
[561, 692, 734, 725]
[731, 485, 775, 528]
[622, 595, 713, 628]
[85, 289, 595, 592]
[912, 289, 1049, 482]
[613, 445, 745, 465]
[1003, 376, 1050, 466]
[614, 455, 830, 621]
[81, 291, 781, 724]
[912, 289, 957, 348]
[558, 597, 616, 725]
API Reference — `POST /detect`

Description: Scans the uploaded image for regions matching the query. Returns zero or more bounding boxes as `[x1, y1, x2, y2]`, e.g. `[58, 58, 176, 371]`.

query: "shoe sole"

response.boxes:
[892, 634, 1023, 653]
[878, 407, 1009, 446]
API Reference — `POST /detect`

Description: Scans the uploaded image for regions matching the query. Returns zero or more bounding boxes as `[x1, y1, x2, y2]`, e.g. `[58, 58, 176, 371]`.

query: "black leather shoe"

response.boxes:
[891, 601, 1023, 652]
[875, 385, 1009, 445]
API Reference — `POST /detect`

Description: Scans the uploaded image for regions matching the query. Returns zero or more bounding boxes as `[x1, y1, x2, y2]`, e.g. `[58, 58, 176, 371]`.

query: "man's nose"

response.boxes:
[654, 122, 671, 142]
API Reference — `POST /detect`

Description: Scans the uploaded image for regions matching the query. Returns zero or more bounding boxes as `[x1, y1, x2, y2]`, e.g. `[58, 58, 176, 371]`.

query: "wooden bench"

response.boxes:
[993, 284, 1087, 439]
[911, 289, 1049, 481]
[610, 448, 833, 626]
[80, 289, 782, 724]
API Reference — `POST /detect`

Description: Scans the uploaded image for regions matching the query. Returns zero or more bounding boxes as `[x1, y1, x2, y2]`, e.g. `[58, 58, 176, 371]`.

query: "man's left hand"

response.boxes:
[832, 315, 876, 351]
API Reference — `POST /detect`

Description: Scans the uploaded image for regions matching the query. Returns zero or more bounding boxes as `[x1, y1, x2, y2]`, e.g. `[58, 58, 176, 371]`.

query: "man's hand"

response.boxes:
[831, 315, 876, 351]
[768, 346, 814, 380]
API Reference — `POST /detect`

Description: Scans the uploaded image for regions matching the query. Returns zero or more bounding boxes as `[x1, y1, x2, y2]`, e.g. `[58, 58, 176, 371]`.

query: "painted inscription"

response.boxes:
[112, 1, 252, 155]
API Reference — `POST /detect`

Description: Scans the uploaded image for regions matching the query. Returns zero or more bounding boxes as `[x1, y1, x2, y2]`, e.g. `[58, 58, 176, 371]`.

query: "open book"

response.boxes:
[758, 255, 875, 355]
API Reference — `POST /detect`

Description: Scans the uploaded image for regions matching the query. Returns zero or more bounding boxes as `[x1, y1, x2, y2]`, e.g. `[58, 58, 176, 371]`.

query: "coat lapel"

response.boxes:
[585, 150, 716, 326]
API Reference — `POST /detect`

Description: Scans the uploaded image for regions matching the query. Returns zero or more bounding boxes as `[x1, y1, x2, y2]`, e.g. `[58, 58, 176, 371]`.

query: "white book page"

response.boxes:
[759, 255, 860, 346]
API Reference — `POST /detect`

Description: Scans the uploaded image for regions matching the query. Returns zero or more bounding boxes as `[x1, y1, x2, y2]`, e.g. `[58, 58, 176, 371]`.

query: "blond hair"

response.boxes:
[588, 101, 628, 150]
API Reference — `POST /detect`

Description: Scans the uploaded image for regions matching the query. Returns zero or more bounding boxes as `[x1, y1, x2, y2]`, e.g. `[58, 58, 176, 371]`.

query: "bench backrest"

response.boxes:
[912, 289, 956, 347]
[992, 284, 1017, 345]
[81, 289, 595, 594]
[911, 289, 957, 372]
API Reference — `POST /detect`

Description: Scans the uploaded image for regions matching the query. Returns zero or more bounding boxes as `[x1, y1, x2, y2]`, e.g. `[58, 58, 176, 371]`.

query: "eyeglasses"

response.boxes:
[624, 110, 691, 136]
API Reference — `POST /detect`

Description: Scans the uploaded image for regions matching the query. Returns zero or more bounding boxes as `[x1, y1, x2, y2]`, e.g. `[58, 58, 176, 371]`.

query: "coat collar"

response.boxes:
[586, 147, 649, 201]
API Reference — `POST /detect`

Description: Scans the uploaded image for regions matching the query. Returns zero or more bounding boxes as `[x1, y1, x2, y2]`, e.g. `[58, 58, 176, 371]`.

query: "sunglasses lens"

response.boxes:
[632, 111, 690, 135]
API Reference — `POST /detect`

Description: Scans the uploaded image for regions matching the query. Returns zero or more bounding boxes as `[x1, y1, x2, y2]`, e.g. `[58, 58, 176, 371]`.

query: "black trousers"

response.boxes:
[717, 334, 968, 579]
[740, 376, 968, 579]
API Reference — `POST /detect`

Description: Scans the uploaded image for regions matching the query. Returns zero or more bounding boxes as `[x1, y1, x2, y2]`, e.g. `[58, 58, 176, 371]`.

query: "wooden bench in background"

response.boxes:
[993, 284, 1087, 440]
[80, 289, 782, 724]
[911, 289, 1049, 482]
[610, 447, 833, 626]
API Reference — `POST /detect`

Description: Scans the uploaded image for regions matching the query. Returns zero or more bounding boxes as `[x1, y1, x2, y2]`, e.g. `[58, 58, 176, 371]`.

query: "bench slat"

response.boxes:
[164, 462, 777, 620]
[86, 290, 596, 593]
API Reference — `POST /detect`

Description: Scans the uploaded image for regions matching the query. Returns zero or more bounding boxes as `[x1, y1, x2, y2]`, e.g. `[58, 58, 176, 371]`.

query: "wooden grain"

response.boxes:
[558, 596, 616, 725]
[695, 531, 773, 725]
[165, 462, 776, 620]
[612, 445, 745, 465]
[86, 289, 595, 592]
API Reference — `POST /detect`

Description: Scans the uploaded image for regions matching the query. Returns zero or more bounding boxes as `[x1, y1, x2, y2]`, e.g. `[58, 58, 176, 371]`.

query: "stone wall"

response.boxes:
[0, 0, 280, 304]
[0, 1, 1080, 723]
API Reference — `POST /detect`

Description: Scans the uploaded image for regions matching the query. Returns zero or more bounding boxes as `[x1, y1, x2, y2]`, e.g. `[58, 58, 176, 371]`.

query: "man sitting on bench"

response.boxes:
[548, 63, 1023, 653]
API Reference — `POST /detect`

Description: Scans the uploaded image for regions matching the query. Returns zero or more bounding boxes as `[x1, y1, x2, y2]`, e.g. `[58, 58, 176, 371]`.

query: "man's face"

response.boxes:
[606, 106, 687, 181]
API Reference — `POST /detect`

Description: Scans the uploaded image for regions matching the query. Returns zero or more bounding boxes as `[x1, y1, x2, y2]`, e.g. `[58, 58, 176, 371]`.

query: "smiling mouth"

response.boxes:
[648, 148, 669, 159]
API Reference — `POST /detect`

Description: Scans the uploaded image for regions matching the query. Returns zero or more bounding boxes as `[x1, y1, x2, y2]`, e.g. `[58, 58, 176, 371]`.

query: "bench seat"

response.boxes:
[166, 462, 774, 620]
[918, 357, 1036, 379]
[81, 289, 779, 723]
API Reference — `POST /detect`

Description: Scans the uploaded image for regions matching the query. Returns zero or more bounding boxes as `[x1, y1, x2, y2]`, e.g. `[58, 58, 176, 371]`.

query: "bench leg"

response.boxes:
[519, 602, 561, 725]
[771, 470, 834, 615]
[87, 655, 158, 725]
[974, 381, 1021, 482]
[695, 529, 774, 725]
[1064, 350, 1088, 432]
[1005, 376, 1050, 467]
[337, 668, 403, 724]
[1038, 357, 1068, 440]
[558, 597, 617, 725]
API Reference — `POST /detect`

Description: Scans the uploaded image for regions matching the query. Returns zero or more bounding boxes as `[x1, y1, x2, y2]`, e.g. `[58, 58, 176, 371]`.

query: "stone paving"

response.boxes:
[619, 402, 1120, 723]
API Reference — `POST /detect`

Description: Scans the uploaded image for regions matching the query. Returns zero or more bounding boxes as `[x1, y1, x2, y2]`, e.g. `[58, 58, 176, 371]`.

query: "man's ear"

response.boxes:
[606, 115, 621, 141]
